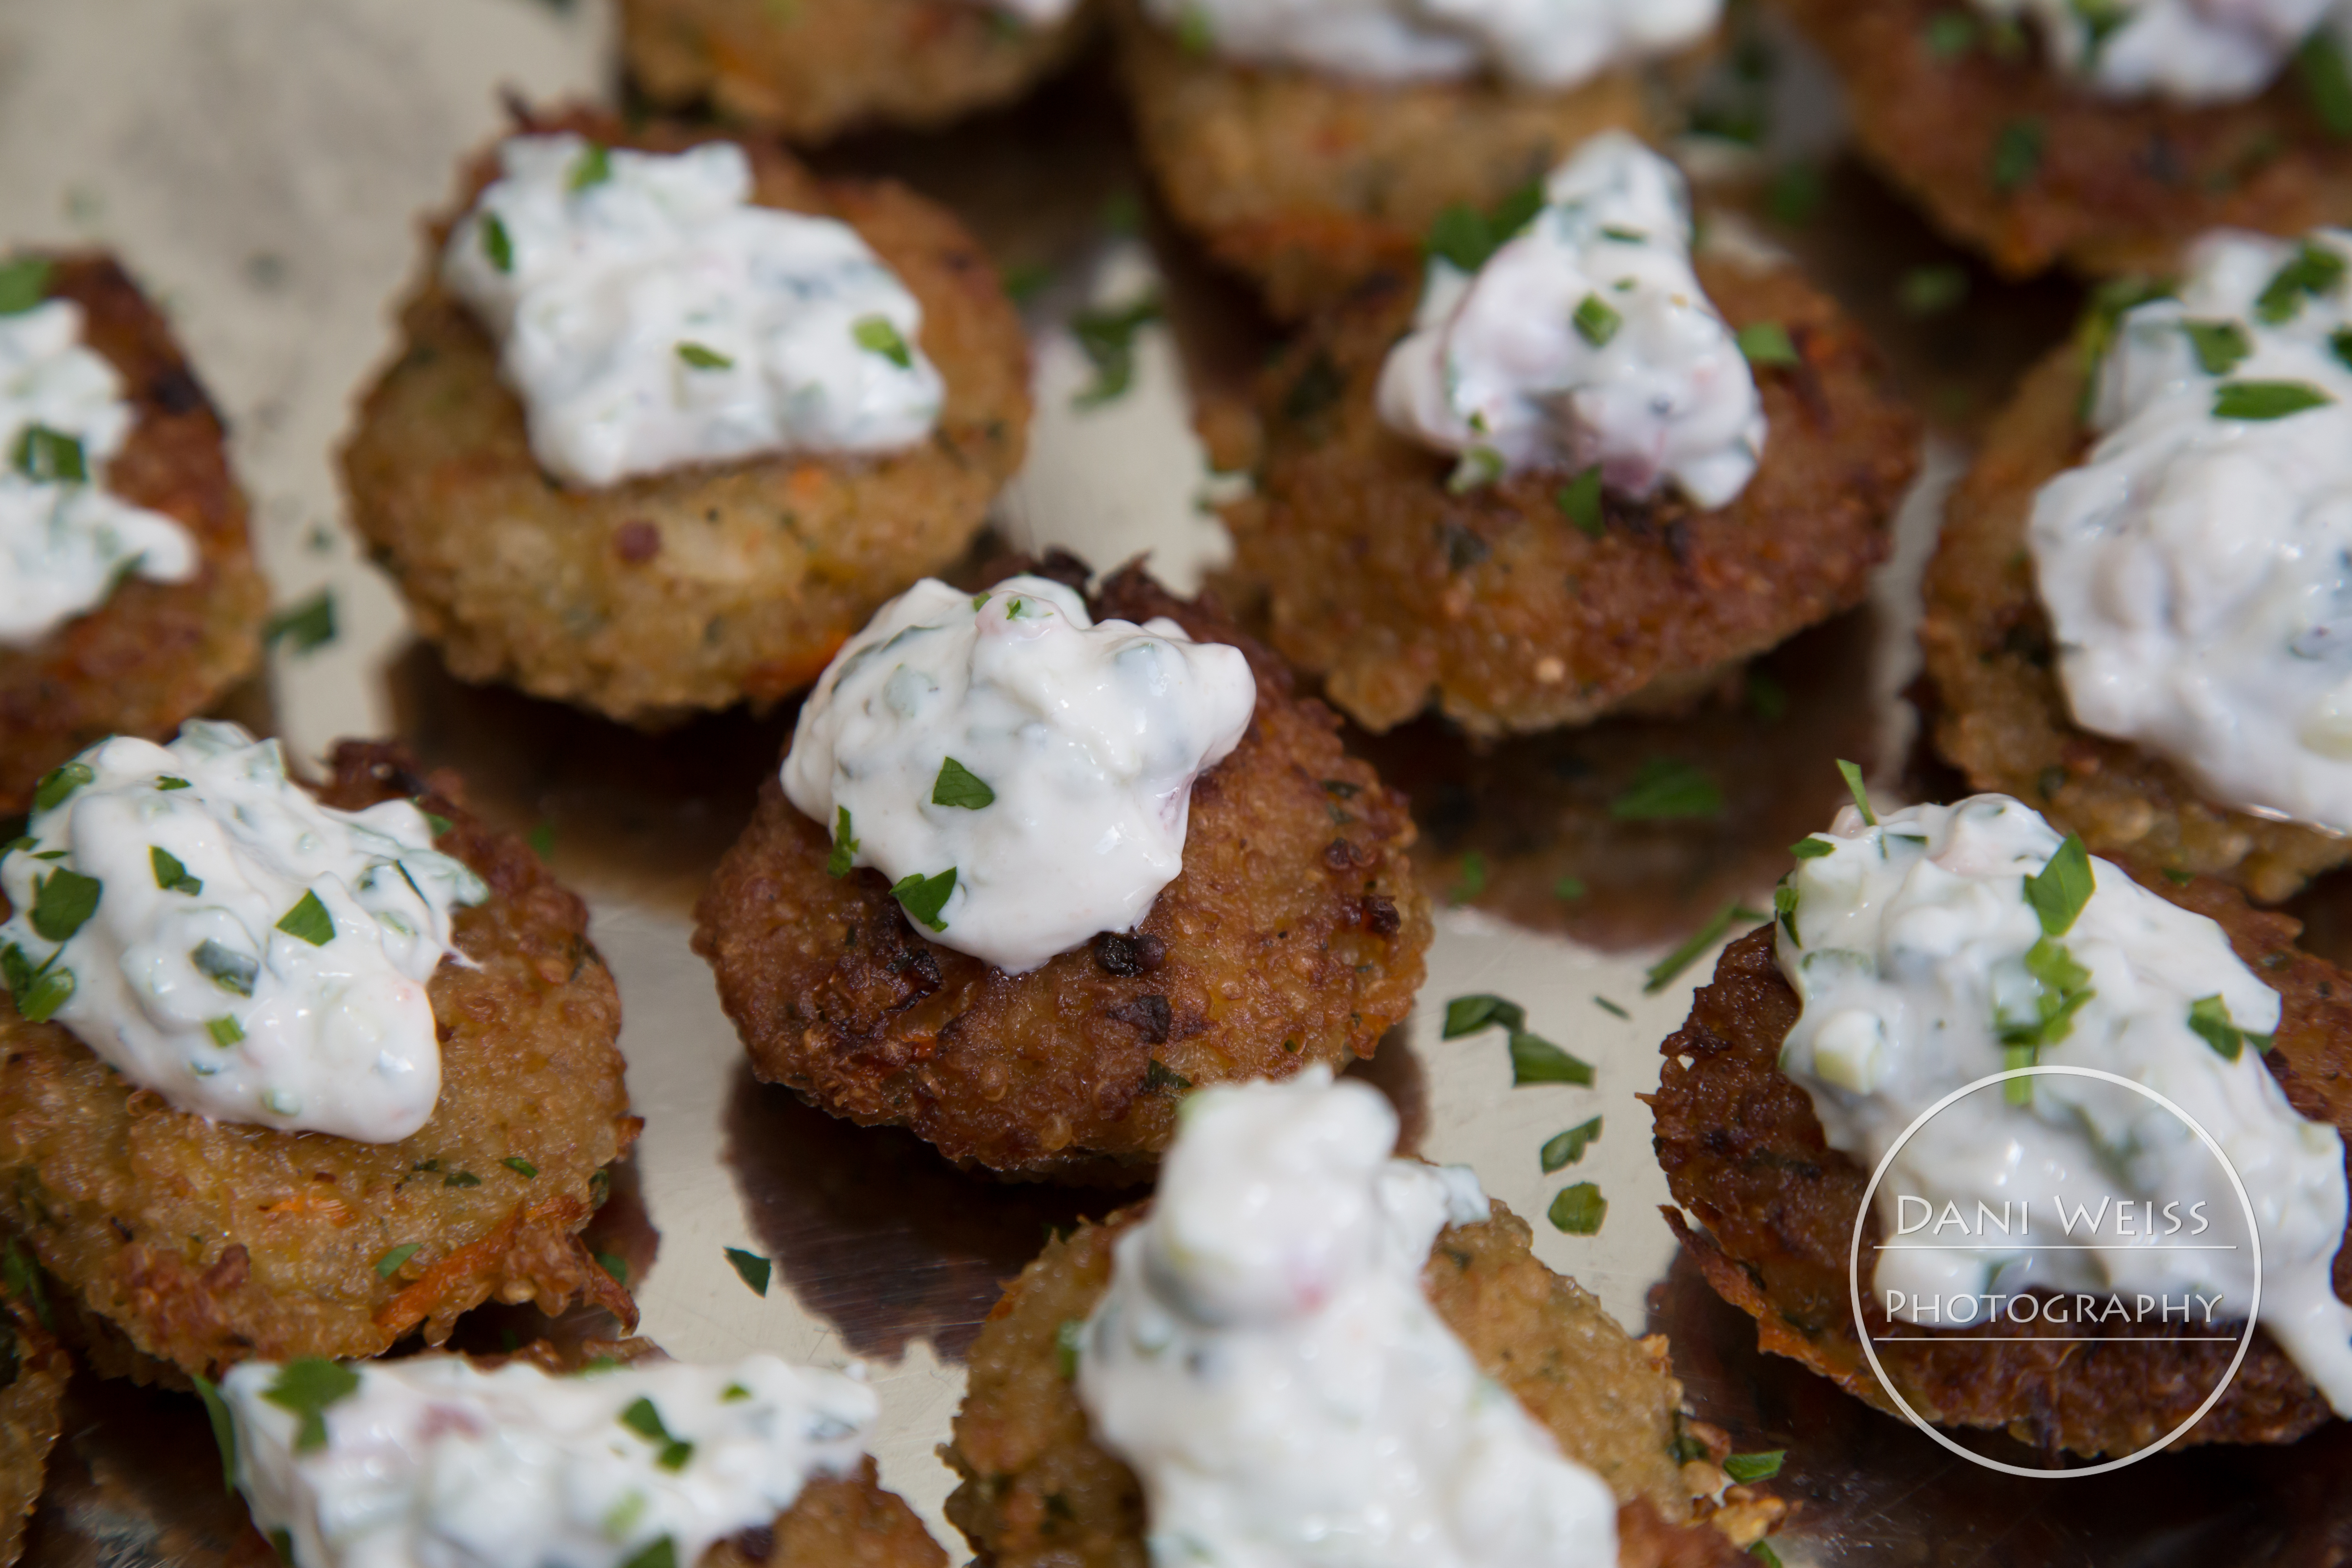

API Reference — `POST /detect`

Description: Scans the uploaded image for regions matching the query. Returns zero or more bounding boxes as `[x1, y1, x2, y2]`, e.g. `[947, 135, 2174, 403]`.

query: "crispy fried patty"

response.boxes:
[1779, 0, 2352, 279]
[0, 1298, 68, 1568]
[341, 108, 1030, 727]
[1919, 344, 2349, 903]
[0, 744, 636, 1381]
[621, 0, 1091, 145]
[1110, 0, 1666, 318]
[1221, 255, 1919, 736]
[693, 564, 1431, 1180]
[0, 254, 267, 817]
[942, 1200, 1771, 1568]
[1650, 880, 2352, 1457]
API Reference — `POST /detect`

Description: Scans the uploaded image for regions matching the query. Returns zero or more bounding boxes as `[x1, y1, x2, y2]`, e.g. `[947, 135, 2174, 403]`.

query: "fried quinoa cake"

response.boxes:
[944, 1199, 1781, 1568]
[621, 0, 1092, 145]
[1777, 0, 2352, 279]
[341, 108, 1031, 727]
[1221, 254, 1920, 737]
[0, 743, 637, 1382]
[0, 1294, 68, 1568]
[1109, 0, 1671, 318]
[693, 563, 1432, 1180]
[0, 253, 267, 817]
[1650, 875, 2352, 1458]
[1918, 343, 2349, 903]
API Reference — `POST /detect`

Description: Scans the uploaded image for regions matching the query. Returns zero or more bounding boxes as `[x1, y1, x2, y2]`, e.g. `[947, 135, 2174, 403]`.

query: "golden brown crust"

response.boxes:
[341, 108, 1031, 727]
[1780, 0, 2352, 279]
[0, 743, 637, 1381]
[692, 565, 1431, 1179]
[0, 253, 267, 816]
[1111, 0, 1664, 316]
[726, 1460, 949, 1568]
[1650, 881, 2352, 1457]
[1222, 256, 1919, 736]
[1919, 343, 2350, 902]
[942, 1201, 1762, 1568]
[0, 1297, 69, 1568]
[621, 0, 1091, 144]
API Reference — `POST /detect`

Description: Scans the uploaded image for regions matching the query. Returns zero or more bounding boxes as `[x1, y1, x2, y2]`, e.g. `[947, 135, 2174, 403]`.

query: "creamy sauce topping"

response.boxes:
[1142, 0, 1720, 88]
[1970, 0, 2350, 103]
[1776, 794, 2352, 1414]
[2031, 227, 2352, 833]
[222, 1352, 877, 1568]
[0, 722, 486, 1143]
[441, 134, 943, 490]
[1075, 1068, 1620, 1568]
[1378, 133, 1764, 510]
[781, 575, 1256, 974]
[0, 294, 196, 647]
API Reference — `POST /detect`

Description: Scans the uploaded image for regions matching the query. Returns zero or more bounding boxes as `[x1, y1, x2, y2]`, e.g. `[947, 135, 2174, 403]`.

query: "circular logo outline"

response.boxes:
[1845, 1063, 2264, 1479]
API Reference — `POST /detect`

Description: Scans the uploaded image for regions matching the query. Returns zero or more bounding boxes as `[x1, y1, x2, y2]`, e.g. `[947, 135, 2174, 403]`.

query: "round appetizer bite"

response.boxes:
[1652, 791, 2352, 1456]
[342, 109, 1030, 726]
[622, 0, 1094, 144]
[694, 561, 1431, 1179]
[0, 724, 635, 1380]
[1923, 226, 2352, 901]
[219, 1344, 942, 1568]
[1108, 0, 1717, 316]
[1779, 0, 2352, 278]
[945, 1069, 1779, 1568]
[0, 250, 267, 817]
[0, 1294, 67, 1568]
[1223, 134, 1920, 737]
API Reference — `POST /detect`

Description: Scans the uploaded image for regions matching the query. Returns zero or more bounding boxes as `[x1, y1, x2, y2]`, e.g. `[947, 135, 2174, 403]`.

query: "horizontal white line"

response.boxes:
[1875, 1244, 2239, 1251]
[1875, 1336, 2237, 1342]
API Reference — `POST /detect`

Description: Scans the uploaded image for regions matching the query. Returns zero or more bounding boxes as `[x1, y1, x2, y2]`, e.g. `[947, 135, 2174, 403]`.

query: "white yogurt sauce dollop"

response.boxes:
[441, 133, 944, 490]
[1776, 794, 2352, 1414]
[782, 576, 1256, 975]
[0, 722, 486, 1143]
[1076, 1068, 1620, 1568]
[1378, 133, 1765, 510]
[2030, 227, 2352, 833]
[1143, 0, 1720, 89]
[0, 294, 196, 647]
[222, 1352, 878, 1568]
[1970, 0, 2352, 104]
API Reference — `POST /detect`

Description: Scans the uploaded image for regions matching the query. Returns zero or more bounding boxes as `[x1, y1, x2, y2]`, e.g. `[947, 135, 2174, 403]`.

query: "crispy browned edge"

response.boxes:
[1918, 343, 2350, 903]
[1650, 878, 2352, 1458]
[0, 254, 267, 816]
[0, 1294, 69, 1568]
[1220, 255, 1919, 736]
[1110, 0, 1668, 317]
[341, 105, 1031, 727]
[1779, 0, 2352, 279]
[0, 743, 638, 1382]
[692, 561, 1432, 1180]
[621, 0, 1093, 144]
[943, 1199, 1779, 1568]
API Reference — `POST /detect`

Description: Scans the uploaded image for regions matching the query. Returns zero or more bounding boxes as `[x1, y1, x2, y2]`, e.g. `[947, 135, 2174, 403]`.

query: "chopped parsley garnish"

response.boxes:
[852, 314, 912, 369]
[1070, 297, 1162, 408]
[11, 424, 86, 483]
[931, 757, 996, 810]
[191, 1372, 237, 1491]
[443, 1170, 481, 1188]
[33, 761, 93, 813]
[1610, 758, 1723, 821]
[1573, 292, 1624, 348]
[29, 867, 100, 944]
[481, 213, 514, 274]
[1143, 1058, 1193, 1093]
[1643, 901, 1754, 993]
[1835, 758, 1876, 825]
[1996, 937, 2095, 1065]
[675, 341, 733, 370]
[1511, 1033, 1595, 1087]
[2255, 241, 2346, 323]
[263, 1358, 361, 1454]
[1735, 321, 1799, 368]
[2214, 379, 2334, 420]
[2187, 993, 2272, 1061]
[1557, 466, 1605, 537]
[2, 944, 73, 1022]
[192, 939, 258, 997]
[619, 1397, 695, 1471]
[375, 1243, 421, 1277]
[415, 799, 454, 837]
[1774, 881, 1800, 943]
[0, 257, 51, 316]
[1450, 851, 1488, 905]
[826, 807, 858, 879]
[264, 590, 338, 655]
[1989, 117, 2045, 193]
[1593, 996, 1628, 1020]
[1444, 994, 1526, 1038]
[1547, 1182, 1607, 1235]
[2022, 833, 2093, 935]
[528, 822, 557, 862]
[2180, 319, 2252, 376]
[1724, 1449, 1785, 1483]
[205, 1016, 244, 1047]
[1541, 1116, 1602, 1172]
[1790, 837, 1833, 860]
[2299, 30, 2352, 138]
[1055, 1318, 1085, 1378]
[725, 1246, 772, 1296]
[503, 1156, 538, 1178]
[891, 867, 956, 931]
[618, 1539, 677, 1568]
[1751, 1541, 1785, 1568]
[568, 141, 612, 191]
[156, 775, 191, 791]
[1423, 182, 1545, 273]
[151, 846, 202, 896]
[598, 1252, 630, 1285]
[721, 1383, 752, 1402]
[1446, 445, 1505, 494]
[276, 890, 336, 947]
[2334, 327, 2352, 372]
[1, 1237, 49, 1330]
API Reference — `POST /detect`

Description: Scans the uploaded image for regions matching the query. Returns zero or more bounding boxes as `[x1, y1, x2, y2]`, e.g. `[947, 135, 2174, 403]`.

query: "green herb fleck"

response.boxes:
[2023, 833, 2094, 935]
[157, 775, 190, 791]
[852, 314, 913, 369]
[932, 757, 996, 810]
[443, 1170, 481, 1188]
[192, 939, 258, 997]
[1835, 758, 1876, 825]
[1554, 875, 1587, 901]
[618, 1539, 677, 1568]
[528, 822, 557, 862]
[2180, 318, 2252, 376]
[2162, 866, 2196, 886]
[376, 1243, 420, 1278]
[1611, 758, 1723, 821]
[482, 213, 514, 274]
[675, 341, 733, 370]
[2299, 29, 2352, 137]
[1450, 851, 1488, 905]
[192, 1372, 237, 1492]
[1644, 902, 1747, 994]
[263, 1359, 361, 1454]
[2, 1238, 51, 1330]
[619, 1396, 695, 1471]
[1790, 837, 1833, 860]
[151, 845, 202, 896]
[1548, 1182, 1607, 1235]
[1070, 297, 1163, 408]
[1510, 1033, 1595, 1087]
[1573, 292, 1624, 348]
[1541, 1116, 1602, 1172]
[1443, 994, 1526, 1038]
[0, 257, 51, 316]
[2255, 242, 2346, 323]
[7, 956, 73, 1023]
[205, 1015, 244, 1047]
[33, 761, 93, 813]
[1056, 1317, 1085, 1378]
[721, 1383, 751, 1402]
[1446, 445, 1505, 495]
[569, 142, 612, 191]
[1557, 466, 1606, 537]
[276, 890, 335, 947]
[1144, 1058, 1193, 1093]
[1774, 881, 1800, 944]
[1996, 936, 2095, 1056]
[1736, 321, 1799, 367]
[1424, 182, 1545, 273]
[11, 425, 86, 483]
[1990, 118, 2045, 192]
[1724, 1450, 1785, 1483]
[1751, 1541, 1785, 1568]
[30, 868, 101, 944]
[725, 1247, 772, 1296]
[1593, 996, 1629, 1020]
[826, 807, 858, 879]
[265, 591, 338, 655]
[2187, 993, 2271, 1061]
[2214, 379, 2334, 420]
[891, 867, 956, 931]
